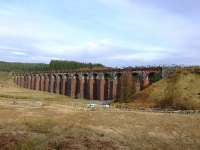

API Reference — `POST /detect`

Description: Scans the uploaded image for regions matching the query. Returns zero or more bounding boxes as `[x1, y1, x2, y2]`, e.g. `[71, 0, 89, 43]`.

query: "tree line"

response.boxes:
[0, 60, 104, 72]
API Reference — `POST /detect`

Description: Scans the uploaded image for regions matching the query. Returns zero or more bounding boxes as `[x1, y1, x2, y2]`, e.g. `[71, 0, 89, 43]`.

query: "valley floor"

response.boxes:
[0, 85, 200, 150]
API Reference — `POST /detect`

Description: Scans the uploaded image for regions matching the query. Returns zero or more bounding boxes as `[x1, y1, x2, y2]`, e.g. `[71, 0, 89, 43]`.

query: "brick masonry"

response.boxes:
[14, 67, 162, 100]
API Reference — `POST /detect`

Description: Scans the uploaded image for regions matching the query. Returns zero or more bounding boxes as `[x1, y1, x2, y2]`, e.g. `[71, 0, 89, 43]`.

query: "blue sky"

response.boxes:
[0, 0, 199, 67]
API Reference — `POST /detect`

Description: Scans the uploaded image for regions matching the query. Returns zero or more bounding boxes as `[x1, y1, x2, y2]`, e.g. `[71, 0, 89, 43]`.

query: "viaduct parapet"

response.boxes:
[14, 67, 162, 101]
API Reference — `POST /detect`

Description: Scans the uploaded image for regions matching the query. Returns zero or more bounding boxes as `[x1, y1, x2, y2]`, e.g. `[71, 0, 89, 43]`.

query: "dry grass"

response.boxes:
[0, 72, 199, 149]
[129, 72, 200, 110]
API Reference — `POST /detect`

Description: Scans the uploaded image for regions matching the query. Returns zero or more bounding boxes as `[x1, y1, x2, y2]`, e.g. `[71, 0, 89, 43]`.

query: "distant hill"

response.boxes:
[49, 60, 104, 71]
[0, 60, 105, 72]
[0, 61, 48, 72]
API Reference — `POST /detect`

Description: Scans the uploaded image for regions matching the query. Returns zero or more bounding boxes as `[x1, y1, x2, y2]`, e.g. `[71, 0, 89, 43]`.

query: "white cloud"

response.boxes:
[109, 52, 168, 61]
[0, 0, 199, 65]
[11, 51, 28, 56]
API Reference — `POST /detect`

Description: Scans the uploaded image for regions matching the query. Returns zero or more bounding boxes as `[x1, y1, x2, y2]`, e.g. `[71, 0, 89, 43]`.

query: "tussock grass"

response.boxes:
[24, 118, 57, 134]
[130, 72, 200, 110]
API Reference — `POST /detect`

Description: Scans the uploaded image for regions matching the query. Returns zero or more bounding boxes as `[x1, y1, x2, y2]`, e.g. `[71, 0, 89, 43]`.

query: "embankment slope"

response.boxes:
[129, 72, 200, 110]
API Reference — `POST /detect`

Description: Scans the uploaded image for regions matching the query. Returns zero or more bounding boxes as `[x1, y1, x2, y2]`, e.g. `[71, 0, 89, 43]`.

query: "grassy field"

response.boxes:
[0, 72, 200, 149]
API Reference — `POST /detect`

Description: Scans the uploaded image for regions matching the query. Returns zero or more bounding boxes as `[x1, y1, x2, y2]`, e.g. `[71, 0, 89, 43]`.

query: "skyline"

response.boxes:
[0, 0, 200, 67]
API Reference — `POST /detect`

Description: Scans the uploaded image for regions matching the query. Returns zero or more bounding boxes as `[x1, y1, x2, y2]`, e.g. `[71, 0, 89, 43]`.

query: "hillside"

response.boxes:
[0, 61, 48, 72]
[128, 72, 200, 110]
[49, 60, 104, 70]
[0, 60, 105, 72]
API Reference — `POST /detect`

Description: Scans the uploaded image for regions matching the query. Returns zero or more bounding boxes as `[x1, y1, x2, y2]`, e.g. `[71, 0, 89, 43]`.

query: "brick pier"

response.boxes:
[14, 67, 162, 100]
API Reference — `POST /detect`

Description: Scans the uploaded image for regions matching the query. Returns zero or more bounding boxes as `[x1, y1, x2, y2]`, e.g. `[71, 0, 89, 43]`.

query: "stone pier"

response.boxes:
[14, 67, 162, 100]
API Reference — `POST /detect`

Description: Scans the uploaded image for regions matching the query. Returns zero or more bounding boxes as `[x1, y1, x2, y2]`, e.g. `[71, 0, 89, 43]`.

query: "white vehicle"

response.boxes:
[102, 104, 110, 108]
[87, 102, 96, 110]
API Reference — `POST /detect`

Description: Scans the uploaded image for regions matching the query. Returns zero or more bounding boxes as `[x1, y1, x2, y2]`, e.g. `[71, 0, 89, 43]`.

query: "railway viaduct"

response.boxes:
[14, 67, 162, 101]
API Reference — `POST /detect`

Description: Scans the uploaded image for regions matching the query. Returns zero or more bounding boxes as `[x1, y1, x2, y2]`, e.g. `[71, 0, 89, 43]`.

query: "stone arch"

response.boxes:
[34, 74, 40, 91]
[44, 74, 50, 92]
[49, 74, 56, 93]
[27, 75, 32, 89]
[20, 75, 25, 88]
[74, 74, 80, 98]
[106, 73, 113, 100]
[31, 74, 36, 90]
[39, 74, 45, 91]
[17, 75, 20, 86]
[114, 72, 122, 100]
[54, 74, 61, 94]
[132, 72, 141, 92]
[98, 73, 106, 101]
[60, 74, 67, 95]
[149, 72, 162, 83]
[59, 74, 63, 94]
[141, 71, 150, 89]
[70, 73, 77, 98]
[103, 73, 113, 100]
[93, 73, 99, 100]
[52, 74, 57, 93]
[65, 74, 71, 96]
[18, 75, 21, 86]
[23, 74, 28, 88]
[13, 75, 16, 85]
[15, 75, 18, 85]
[38, 74, 41, 91]
[25, 74, 30, 88]
[83, 74, 89, 99]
